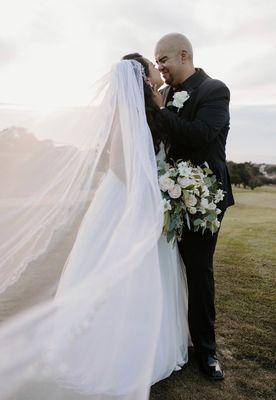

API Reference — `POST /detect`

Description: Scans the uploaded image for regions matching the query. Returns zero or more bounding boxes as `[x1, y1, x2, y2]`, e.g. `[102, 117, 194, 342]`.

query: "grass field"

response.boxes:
[151, 186, 276, 400]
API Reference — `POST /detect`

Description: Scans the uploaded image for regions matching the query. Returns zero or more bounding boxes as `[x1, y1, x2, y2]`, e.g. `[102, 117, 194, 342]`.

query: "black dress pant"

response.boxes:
[177, 211, 225, 355]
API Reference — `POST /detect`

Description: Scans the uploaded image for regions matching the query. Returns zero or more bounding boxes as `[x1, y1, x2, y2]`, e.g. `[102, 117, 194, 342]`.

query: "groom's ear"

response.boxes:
[180, 49, 189, 63]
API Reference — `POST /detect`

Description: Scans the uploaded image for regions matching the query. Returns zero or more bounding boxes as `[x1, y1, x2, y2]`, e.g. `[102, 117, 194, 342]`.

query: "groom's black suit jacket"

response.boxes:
[161, 68, 234, 209]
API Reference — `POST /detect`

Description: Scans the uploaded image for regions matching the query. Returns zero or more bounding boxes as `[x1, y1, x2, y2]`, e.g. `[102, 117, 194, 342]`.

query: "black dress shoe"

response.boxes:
[197, 353, 225, 381]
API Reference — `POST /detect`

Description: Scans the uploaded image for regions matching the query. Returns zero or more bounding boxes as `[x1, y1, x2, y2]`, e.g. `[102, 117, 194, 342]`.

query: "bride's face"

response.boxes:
[145, 59, 164, 89]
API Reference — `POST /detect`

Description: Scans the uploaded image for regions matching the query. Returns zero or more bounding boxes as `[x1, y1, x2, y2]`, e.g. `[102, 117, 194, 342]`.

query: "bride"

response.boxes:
[0, 57, 189, 399]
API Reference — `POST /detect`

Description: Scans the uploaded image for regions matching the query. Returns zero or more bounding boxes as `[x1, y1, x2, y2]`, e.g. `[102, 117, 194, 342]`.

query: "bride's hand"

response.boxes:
[151, 84, 164, 108]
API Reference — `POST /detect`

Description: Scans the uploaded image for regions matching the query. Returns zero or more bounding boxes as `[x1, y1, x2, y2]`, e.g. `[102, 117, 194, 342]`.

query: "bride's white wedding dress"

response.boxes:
[0, 60, 189, 400]
[49, 143, 189, 392]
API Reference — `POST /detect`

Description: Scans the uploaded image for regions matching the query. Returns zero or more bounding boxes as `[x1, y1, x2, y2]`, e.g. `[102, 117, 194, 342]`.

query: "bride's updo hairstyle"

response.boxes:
[122, 53, 170, 155]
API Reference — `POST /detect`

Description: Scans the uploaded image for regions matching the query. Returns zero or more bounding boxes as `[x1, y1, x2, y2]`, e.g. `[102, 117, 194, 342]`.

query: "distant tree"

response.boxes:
[265, 165, 276, 176]
[239, 163, 252, 188]
[248, 176, 263, 190]
[227, 161, 242, 186]
[227, 161, 270, 190]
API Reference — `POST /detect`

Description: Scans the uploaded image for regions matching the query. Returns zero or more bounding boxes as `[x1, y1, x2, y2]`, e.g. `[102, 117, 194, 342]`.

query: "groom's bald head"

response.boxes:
[155, 33, 193, 59]
[155, 33, 195, 86]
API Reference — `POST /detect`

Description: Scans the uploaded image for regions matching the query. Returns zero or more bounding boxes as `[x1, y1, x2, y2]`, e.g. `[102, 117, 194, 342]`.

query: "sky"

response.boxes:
[0, 0, 275, 162]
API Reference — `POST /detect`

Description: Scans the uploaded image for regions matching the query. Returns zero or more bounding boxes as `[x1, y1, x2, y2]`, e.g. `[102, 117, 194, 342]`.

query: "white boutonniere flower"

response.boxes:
[167, 90, 190, 111]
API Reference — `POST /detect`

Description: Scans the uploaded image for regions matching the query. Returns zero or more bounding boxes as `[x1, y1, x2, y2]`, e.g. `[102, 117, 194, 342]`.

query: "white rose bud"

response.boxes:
[189, 206, 197, 214]
[168, 184, 182, 199]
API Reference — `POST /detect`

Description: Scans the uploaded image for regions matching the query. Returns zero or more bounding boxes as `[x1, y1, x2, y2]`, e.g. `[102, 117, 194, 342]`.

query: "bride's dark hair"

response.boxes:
[122, 53, 170, 155]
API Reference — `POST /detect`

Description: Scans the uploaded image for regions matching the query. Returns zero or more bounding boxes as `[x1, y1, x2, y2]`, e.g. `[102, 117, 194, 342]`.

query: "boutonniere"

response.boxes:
[167, 90, 190, 112]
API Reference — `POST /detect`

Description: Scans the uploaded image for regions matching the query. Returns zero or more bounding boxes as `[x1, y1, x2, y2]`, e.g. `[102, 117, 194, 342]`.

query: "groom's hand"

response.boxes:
[151, 84, 164, 108]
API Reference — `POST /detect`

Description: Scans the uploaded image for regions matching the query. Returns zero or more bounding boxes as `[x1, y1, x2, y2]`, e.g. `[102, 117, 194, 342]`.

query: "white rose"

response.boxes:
[185, 194, 197, 207]
[189, 206, 197, 214]
[177, 177, 193, 188]
[159, 175, 175, 192]
[172, 91, 190, 109]
[168, 184, 182, 199]
[163, 199, 172, 212]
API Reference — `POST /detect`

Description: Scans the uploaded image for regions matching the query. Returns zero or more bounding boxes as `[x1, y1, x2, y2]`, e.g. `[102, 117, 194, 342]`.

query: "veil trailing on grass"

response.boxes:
[0, 60, 165, 399]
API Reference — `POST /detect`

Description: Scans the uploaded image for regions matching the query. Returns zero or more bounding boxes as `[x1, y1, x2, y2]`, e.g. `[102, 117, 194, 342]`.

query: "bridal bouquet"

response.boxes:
[157, 159, 225, 245]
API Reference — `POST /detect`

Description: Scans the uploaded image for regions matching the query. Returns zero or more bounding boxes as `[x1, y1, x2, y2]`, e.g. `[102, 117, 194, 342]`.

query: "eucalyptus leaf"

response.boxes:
[193, 218, 203, 226]
[207, 213, 217, 222]
[169, 216, 178, 230]
[204, 177, 211, 186]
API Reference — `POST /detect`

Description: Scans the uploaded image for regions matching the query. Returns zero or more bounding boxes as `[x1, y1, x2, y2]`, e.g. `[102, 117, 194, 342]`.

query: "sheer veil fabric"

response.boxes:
[0, 60, 172, 399]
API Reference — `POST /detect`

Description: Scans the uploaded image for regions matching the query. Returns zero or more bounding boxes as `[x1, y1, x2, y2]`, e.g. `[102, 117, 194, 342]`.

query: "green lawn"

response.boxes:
[150, 186, 276, 400]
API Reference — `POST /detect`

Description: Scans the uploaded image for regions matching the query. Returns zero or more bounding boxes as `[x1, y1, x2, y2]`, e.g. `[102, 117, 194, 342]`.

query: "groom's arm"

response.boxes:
[161, 82, 230, 149]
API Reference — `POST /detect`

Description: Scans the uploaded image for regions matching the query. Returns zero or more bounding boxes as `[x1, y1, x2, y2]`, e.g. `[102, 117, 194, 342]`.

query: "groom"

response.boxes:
[154, 33, 234, 380]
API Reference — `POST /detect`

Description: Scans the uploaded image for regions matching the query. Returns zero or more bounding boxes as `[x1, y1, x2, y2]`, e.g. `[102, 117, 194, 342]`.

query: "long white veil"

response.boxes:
[0, 60, 165, 399]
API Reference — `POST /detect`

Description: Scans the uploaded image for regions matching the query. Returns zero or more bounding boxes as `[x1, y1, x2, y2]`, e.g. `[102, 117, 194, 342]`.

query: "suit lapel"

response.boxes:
[177, 68, 209, 92]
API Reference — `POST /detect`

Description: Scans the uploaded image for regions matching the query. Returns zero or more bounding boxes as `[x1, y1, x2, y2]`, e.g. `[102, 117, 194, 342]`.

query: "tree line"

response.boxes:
[227, 161, 276, 190]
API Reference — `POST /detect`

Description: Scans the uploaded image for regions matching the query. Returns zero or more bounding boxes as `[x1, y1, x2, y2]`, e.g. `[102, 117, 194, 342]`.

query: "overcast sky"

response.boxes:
[0, 0, 275, 162]
[1, 0, 275, 106]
